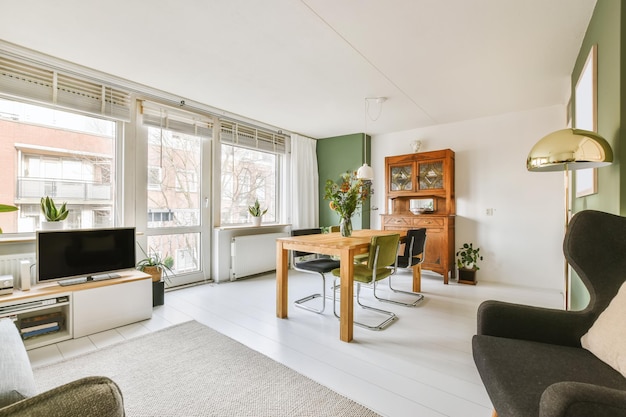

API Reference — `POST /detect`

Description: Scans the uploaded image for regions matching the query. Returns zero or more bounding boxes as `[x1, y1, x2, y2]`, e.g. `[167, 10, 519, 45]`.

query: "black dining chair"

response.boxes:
[291, 228, 340, 314]
[383, 228, 426, 307]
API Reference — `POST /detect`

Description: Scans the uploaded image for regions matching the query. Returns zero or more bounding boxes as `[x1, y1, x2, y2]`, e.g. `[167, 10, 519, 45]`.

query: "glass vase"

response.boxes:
[340, 216, 353, 237]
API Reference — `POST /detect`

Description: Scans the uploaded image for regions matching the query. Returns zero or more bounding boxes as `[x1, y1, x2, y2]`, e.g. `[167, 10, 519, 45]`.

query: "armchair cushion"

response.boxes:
[473, 335, 626, 417]
[581, 281, 626, 378]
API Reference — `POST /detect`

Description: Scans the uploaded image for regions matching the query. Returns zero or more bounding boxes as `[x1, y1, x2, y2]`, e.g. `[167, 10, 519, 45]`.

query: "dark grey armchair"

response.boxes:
[472, 210, 626, 417]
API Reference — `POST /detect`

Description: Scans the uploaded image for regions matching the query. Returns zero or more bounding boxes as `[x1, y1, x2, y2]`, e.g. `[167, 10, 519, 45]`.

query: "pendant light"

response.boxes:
[357, 97, 386, 180]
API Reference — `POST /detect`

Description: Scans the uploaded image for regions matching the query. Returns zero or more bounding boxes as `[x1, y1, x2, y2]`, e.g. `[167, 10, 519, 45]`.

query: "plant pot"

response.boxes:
[252, 217, 262, 227]
[41, 221, 65, 230]
[458, 268, 477, 285]
[143, 266, 163, 282]
[152, 280, 165, 306]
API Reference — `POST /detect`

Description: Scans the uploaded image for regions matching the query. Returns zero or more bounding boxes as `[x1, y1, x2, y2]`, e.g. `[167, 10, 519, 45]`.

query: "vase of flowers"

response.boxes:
[339, 215, 352, 238]
[324, 171, 371, 237]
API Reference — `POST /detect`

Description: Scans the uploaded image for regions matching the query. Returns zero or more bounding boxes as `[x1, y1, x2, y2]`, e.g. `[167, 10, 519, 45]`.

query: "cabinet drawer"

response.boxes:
[383, 217, 412, 226]
[413, 217, 444, 227]
[382, 227, 409, 232]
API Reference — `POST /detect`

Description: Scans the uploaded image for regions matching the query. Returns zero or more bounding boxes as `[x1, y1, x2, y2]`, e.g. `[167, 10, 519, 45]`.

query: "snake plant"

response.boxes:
[247, 199, 267, 217]
[40, 196, 69, 222]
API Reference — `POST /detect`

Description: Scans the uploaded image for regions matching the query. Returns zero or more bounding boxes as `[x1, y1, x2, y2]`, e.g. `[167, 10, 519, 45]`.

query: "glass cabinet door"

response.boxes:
[389, 163, 414, 192]
[418, 160, 444, 190]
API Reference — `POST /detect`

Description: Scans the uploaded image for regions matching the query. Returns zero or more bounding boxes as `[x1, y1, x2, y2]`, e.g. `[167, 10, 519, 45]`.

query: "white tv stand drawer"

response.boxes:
[0, 270, 151, 349]
[73, 277, 151, 338]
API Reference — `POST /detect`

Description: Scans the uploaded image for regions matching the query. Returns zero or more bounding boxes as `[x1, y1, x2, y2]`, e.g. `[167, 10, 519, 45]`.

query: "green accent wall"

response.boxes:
[317, 133, 371, 229]
[570, 0, 625, 310]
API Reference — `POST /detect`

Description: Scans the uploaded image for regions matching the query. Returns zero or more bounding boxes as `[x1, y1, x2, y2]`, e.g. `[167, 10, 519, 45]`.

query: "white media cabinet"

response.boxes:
[0, 270, 152, 350]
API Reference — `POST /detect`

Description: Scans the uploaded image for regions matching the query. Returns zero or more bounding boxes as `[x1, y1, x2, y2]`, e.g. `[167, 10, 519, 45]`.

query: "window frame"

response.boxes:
[217, 120, 287, 227]
[0, 97, 124, 235]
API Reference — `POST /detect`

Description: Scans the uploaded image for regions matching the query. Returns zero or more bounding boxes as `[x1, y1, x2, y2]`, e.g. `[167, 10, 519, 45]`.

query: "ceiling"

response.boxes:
[0, 0, 596, 138]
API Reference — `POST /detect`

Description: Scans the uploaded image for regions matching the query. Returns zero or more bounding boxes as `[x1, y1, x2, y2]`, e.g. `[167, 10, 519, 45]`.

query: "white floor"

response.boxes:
[28, 270, 562, 417]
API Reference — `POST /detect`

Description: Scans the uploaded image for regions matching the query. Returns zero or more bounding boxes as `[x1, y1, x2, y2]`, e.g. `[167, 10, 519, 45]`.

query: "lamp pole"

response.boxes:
[563, 168, 570, 310]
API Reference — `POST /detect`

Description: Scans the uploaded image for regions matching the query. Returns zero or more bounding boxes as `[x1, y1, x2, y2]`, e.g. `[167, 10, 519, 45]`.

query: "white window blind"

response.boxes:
[220, 120, 287, 154]
[0, 55, 131, 121]
[141, 100, 213, 137]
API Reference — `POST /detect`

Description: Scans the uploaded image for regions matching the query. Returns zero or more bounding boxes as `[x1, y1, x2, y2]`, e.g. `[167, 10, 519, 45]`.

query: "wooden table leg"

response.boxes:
[412, 263, 422, 293]
[339, 247, 354, 342]
[276, 241, 289, 318]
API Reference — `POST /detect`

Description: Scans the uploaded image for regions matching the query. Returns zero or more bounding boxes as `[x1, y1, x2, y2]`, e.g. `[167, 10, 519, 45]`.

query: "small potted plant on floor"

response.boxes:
[40, 196, 69, 230]
[456, 242, 483, 285]
[137, 246, 174, 306]
[248, 199, 267, 227]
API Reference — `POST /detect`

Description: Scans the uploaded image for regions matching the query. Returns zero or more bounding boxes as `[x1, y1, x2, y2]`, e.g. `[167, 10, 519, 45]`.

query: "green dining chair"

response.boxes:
[331, 233, 400, 331]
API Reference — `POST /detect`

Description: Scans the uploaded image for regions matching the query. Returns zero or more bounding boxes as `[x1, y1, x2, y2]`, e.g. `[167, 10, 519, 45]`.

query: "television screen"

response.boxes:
[37, 227, 136, 284]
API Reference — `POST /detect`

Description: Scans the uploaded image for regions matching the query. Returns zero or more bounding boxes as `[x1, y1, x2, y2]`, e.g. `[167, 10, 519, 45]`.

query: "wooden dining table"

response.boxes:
[276, 229, 422, 342]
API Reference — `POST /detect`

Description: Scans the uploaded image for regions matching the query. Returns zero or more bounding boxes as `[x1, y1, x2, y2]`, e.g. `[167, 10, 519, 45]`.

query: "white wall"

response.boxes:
[371, 105, 568, 292]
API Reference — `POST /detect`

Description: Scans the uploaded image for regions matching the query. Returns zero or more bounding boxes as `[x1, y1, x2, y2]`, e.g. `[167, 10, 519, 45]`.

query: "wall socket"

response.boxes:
[485, 208, 495, 216]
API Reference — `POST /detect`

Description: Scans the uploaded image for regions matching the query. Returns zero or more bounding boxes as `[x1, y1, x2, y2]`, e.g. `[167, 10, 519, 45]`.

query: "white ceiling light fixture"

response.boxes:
[357, 97, 387, 181]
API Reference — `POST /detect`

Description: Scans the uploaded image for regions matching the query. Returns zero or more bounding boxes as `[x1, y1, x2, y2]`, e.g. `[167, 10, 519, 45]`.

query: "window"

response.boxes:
[219, 121, 287, 225]
[148, 166, 163, 191]
[0, 98, 118, 233]
[175, 169, 198, 193]
[140, 100, 212, 287]
[0, 54, 129, 234]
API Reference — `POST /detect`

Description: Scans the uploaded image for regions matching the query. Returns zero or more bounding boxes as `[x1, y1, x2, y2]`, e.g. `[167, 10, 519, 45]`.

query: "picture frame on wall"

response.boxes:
[574, 44, 598, 198]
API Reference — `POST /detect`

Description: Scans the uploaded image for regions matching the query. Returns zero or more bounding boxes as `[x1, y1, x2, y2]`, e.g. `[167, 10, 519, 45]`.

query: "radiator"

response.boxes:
[230, 232, 289, 280]
[0, 253, 36, 282]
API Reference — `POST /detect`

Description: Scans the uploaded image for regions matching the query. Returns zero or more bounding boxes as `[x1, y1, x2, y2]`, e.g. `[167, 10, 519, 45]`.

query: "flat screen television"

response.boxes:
[36, 227, 136, 285]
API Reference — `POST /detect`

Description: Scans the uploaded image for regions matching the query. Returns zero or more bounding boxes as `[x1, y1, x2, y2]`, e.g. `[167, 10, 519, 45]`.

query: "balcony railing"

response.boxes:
[17, 177, 112, 201]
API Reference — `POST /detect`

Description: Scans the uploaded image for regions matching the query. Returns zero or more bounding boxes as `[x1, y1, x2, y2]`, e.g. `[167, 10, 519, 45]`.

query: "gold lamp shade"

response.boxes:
[526, 128, 613, 172]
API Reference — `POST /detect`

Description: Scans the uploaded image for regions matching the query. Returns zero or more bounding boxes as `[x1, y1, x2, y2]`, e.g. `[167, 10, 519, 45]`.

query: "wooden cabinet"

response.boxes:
[382, 149, 455, 283]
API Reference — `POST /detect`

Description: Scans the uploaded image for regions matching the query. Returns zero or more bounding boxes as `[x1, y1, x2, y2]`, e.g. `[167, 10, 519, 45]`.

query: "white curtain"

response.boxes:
[290, 134, 319, 229]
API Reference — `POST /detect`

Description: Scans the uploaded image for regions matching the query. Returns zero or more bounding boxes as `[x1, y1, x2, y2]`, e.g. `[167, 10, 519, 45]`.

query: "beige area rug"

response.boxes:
[33, 320, 381, 417]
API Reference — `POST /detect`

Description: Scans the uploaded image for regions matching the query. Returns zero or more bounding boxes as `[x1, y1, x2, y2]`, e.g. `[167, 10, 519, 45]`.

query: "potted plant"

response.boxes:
[40, 196, 69, 230]
[456, 242, 483, 285]
[0, 204, 18, 233]
[248, 199, 267, 227]
[136, 246, 174, 307]
[137, 250, 174, 283]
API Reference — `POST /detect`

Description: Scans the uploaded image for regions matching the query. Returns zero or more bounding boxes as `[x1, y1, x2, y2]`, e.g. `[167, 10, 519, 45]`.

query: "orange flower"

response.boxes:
[323, 171, 372, 219]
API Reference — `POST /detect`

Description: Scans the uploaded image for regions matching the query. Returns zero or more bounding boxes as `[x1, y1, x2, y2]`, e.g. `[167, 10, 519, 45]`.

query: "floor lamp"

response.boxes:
[527, 128, 613, 310]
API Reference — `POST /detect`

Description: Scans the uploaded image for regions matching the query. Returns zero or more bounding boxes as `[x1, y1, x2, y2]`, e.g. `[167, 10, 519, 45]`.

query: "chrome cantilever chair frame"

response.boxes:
[291, 228, 339, 314]
[332, 235, 400, 331]
[379, 229, 426, 307]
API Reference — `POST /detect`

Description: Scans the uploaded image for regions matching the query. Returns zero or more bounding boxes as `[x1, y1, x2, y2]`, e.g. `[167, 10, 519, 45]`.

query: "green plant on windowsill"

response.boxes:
[40, 196, 69, 222]
[247, 199, 268, 217]
[0, 204, 18, 233]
